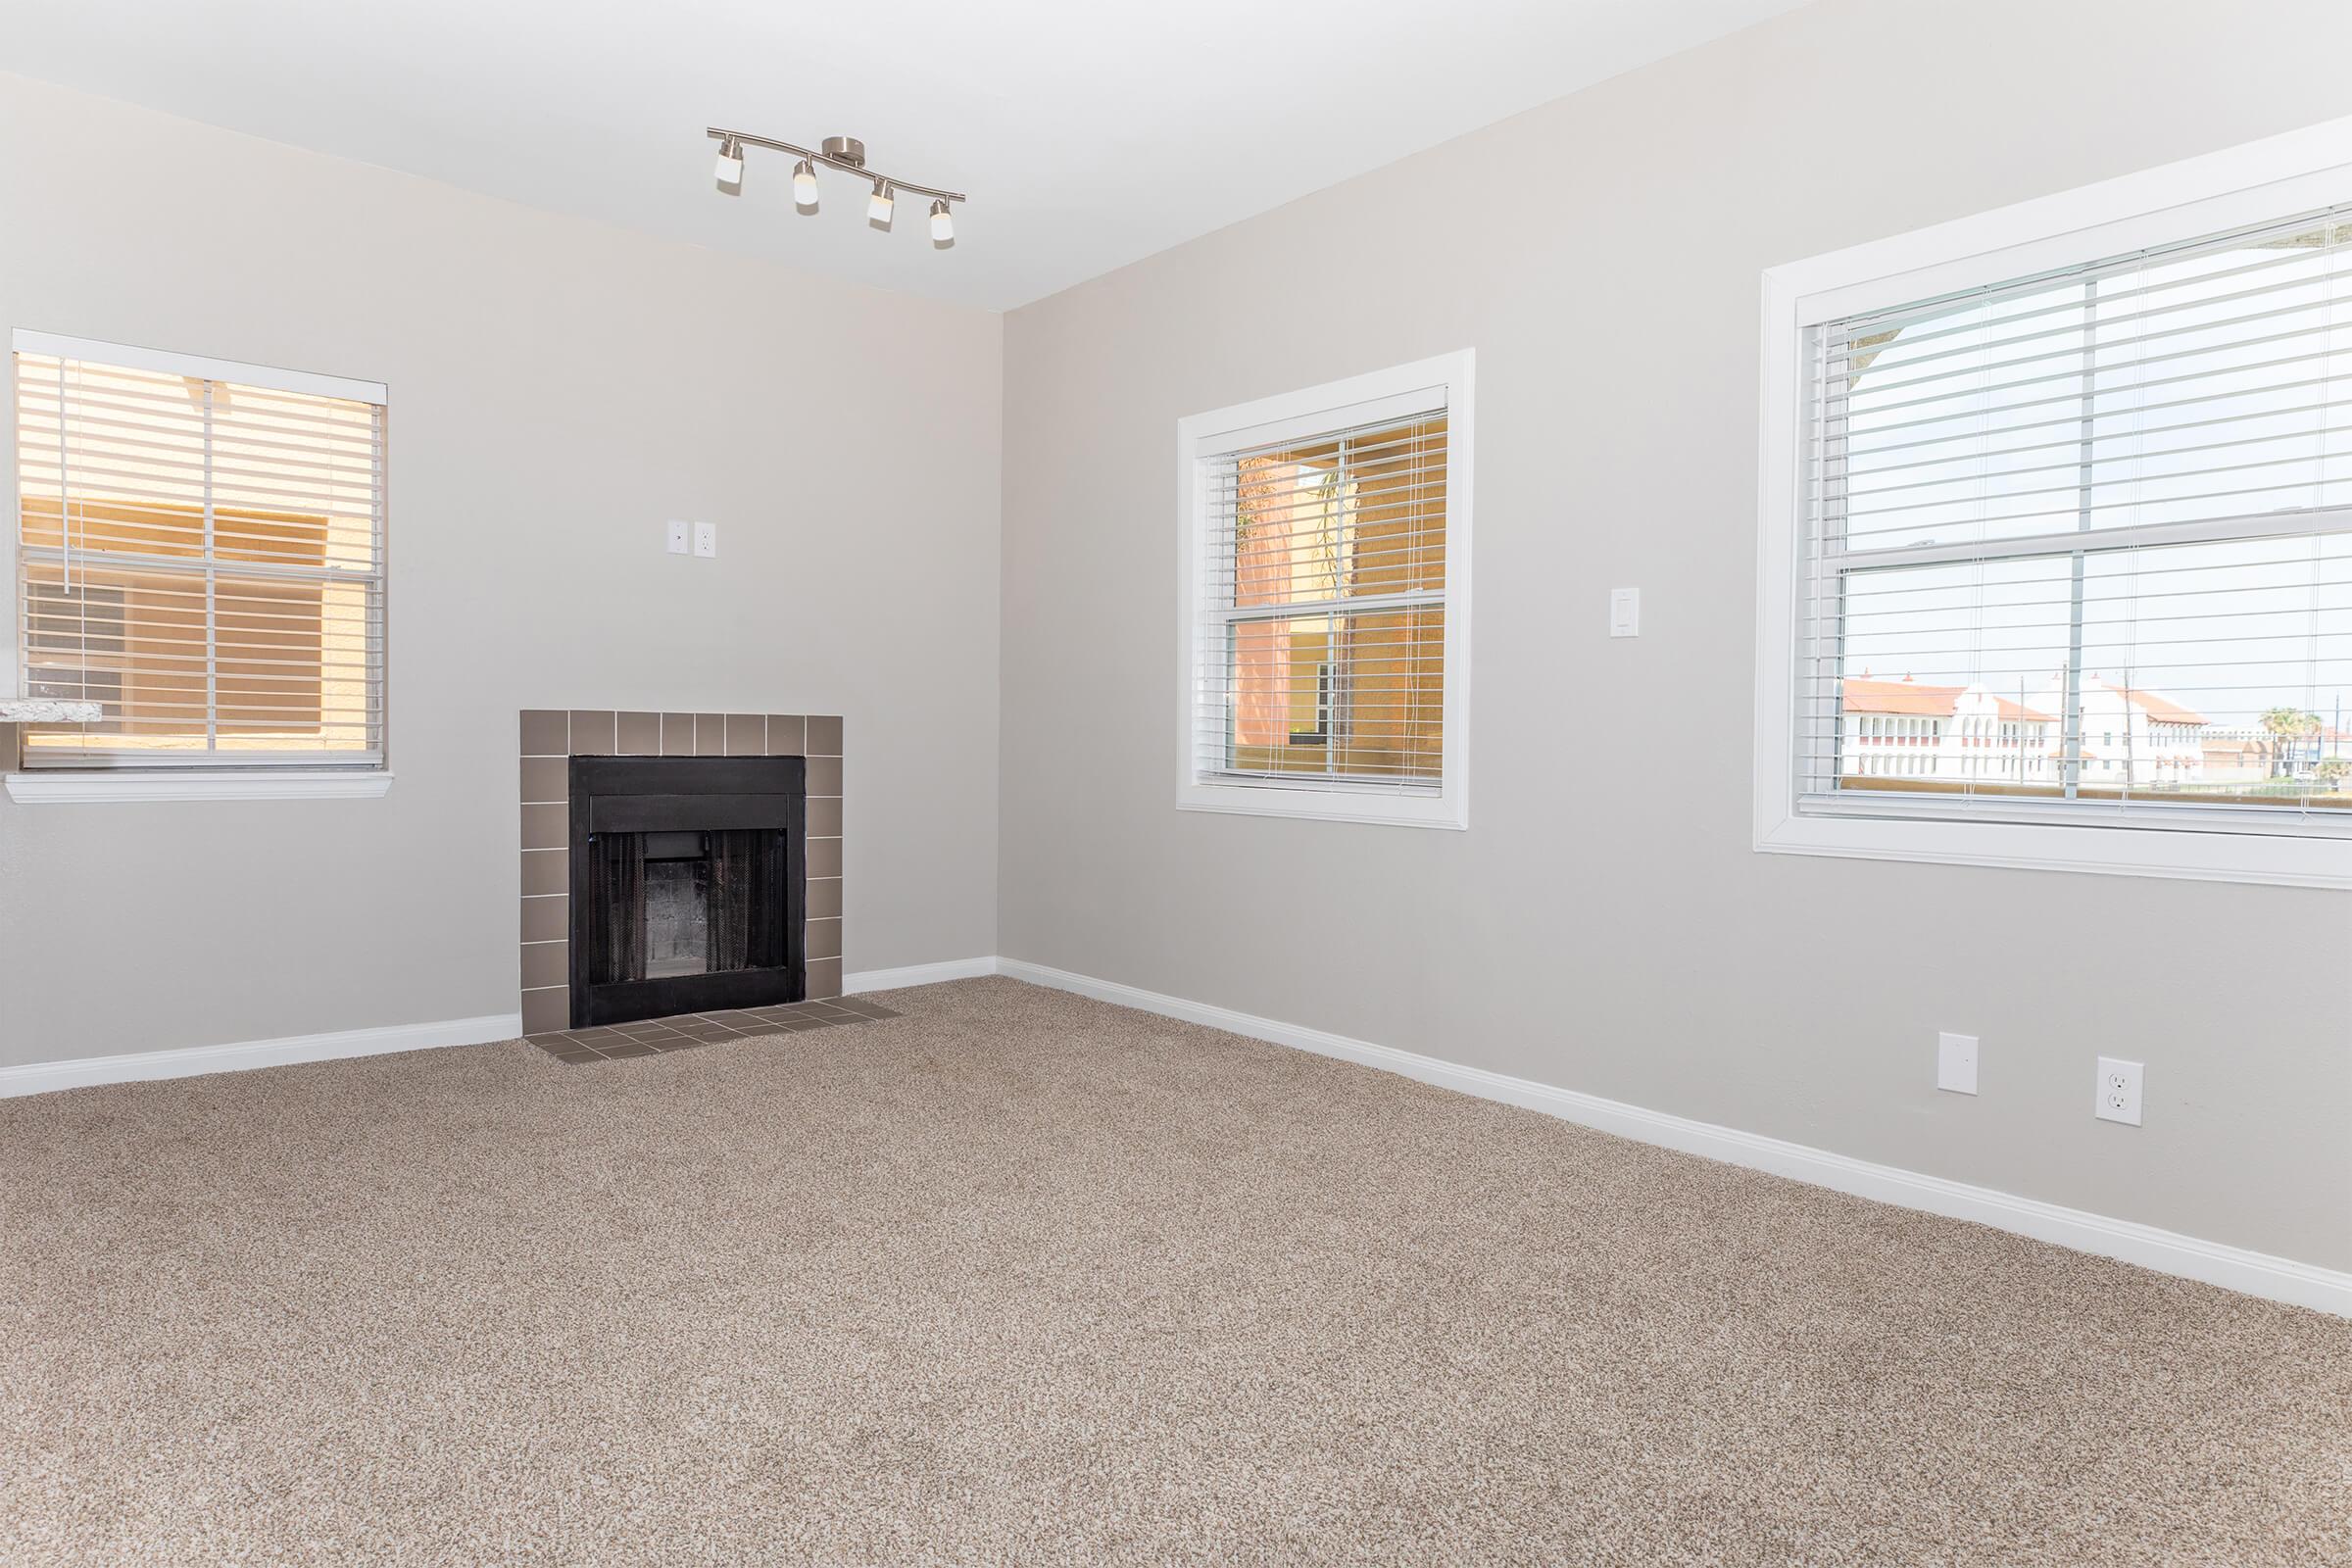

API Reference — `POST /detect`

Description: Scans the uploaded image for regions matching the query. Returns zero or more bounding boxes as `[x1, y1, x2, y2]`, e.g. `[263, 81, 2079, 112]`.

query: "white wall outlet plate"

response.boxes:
[693, 520, 717, 559]
[665, 518, 689, 555]
[2095, 1056, 2143, 1126]
[1608, 586, 1640, 637]
[1936, 1031, 1978, 1095]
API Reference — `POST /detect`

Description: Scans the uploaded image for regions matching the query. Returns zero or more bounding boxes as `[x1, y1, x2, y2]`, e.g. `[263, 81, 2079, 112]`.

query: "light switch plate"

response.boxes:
[2095, 1056, 2143, 1126]
[693, 520, 717, 559]
[1936, 1032, 1978, 1095]
[665, 519, 689, 555]
[1609, 587, 1640, 637]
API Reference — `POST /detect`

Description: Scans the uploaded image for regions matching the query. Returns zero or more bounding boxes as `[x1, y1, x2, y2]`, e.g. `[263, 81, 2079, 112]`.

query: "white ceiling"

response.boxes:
[0, 0, 1806, 312]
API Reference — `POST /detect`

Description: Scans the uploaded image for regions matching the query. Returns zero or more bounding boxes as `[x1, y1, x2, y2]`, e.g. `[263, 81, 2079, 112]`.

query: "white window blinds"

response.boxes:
[1801, 205, 2352, 830]
[13, 336, 386, 770]
[1193, 397, 1449, 794]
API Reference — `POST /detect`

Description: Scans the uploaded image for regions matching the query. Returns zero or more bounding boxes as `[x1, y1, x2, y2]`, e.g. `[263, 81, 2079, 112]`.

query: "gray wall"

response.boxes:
[0, 73, 1003, 1064]
[1000, 0, 2352, 1270]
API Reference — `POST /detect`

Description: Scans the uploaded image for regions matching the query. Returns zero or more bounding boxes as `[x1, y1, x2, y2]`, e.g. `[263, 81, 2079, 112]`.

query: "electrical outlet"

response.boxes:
[1936, 1032, 1978, 1095]
[664, 519, 689, 555]
[2094, 1056, 2143, 1126]
[693, 520, 717, 559]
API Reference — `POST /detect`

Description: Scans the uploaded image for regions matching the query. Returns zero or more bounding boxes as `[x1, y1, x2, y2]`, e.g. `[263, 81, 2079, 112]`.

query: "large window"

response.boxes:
[12, 332, 386, 776]
[1178, 352, 1472, 828]
[1757, 132, 2352, 887]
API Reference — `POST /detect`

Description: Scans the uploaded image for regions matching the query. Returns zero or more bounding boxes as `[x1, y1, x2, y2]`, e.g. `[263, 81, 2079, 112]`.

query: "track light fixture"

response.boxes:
[704, 126, 963, 245]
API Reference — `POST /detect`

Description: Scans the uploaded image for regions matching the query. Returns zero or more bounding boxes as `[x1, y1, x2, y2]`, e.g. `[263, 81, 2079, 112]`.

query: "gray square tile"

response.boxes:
[520, 941, 568, 991]
[806, 837, 842, 879]
[521, 895, 568, 944]
[521, 803, 566, 852]
[808, 797, 843, 837]
[724, 714, 764, 756]
[520, 756, 567, 804]
[694, 714, 725, 757]
[520, 986, 567, 1035]
[805, 957, 843, 999]
[805, 917, 841, 961]
[521, 849, 567, 897]
[662, 713, 696, 756]
[568, 710, 615, 755]
[807, 755, 842, 796]
[617, 711, 662, 756]
[807, 877, 842, 919]
[808, 715, 842, 756]
[520, 710, 567, 757]
[767, 715, 807, 756]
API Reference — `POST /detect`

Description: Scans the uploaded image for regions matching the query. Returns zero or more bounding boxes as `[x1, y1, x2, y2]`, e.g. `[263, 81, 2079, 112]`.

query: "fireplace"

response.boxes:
[566, 755, 806, 1027]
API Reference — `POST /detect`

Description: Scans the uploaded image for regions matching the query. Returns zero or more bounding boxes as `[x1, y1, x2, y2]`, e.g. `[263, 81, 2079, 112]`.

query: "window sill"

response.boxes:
[4, 770, 393, 804]
[1177, 780, 1466, 830]
[1756, 808, 2352, 890]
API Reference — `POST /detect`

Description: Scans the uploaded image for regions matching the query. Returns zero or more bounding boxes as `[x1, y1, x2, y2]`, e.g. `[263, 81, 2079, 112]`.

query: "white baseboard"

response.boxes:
[996, 957, 2352, 1318]
[0, 1012, 521, 1100]
[844, 956, 1001, 994]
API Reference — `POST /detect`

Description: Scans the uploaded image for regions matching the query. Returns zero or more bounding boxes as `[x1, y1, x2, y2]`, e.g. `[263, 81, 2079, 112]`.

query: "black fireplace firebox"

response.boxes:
[567, 755, 806, 1027]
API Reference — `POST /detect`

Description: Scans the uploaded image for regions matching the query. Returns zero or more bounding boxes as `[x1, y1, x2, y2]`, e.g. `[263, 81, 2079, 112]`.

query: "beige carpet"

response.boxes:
[3, 977, 2347, 1566]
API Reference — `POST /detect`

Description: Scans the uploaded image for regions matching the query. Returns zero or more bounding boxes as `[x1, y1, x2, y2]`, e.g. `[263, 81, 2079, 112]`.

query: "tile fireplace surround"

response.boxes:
[519, 710, 844, 1036]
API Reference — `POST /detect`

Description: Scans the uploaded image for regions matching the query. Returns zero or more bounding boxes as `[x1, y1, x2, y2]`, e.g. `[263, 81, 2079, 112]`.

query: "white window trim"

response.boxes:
[1753, 115, 2352, 890]
[4, 769, 394, 804]
[8, 329, 391, 786]
[1175, 350, 1473, 830]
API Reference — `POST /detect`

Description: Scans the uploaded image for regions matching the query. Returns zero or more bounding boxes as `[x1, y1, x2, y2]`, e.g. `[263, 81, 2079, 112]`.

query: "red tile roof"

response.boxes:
[2100, 682, 2206, 725]
[1842, 677, 1963, 717]
[1844, 678, 2053, 723]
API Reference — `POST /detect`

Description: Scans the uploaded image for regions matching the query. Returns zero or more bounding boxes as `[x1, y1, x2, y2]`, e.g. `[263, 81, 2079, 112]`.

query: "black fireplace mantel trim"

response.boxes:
[566, 755, 807, 1028]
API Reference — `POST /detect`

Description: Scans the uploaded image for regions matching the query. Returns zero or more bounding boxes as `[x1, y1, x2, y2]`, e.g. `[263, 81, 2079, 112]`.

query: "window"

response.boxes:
[12, 332, 386, 780]
[1757, 125, 2352, 887]
[1177, 351, 1472, 828]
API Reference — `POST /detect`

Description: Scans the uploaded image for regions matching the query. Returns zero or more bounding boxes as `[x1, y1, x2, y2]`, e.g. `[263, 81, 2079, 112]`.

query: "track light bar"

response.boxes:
[704, 126, 965, 237]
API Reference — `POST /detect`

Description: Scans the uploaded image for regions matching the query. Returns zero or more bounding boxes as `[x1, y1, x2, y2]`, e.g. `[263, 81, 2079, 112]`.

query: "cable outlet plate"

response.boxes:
[1936, 1032, 1978, 1095]
[2095, 1056, 2143, 1126]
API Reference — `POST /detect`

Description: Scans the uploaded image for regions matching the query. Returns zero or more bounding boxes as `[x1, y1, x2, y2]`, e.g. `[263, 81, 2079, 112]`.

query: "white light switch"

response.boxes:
[1609, 587, 1641, 637]
[693, 520, 717, 559]
[664, 519, 689, 555]
[1936, 1031, 1978, 1096]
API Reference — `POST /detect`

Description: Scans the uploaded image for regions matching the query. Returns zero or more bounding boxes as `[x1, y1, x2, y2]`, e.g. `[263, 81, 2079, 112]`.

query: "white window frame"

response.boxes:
[5, 330, 391, 804]
[1175, 350, 1473, 829]
[1754, 117, 2352, 890]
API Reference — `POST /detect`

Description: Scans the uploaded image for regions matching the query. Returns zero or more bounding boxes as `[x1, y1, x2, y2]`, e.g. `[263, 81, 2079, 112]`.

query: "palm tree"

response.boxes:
[2260, 706, 2321, 778]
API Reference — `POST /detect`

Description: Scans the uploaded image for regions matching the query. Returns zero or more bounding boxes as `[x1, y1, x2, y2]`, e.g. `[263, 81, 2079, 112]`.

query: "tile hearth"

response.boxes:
[526, 995, 898, 1064]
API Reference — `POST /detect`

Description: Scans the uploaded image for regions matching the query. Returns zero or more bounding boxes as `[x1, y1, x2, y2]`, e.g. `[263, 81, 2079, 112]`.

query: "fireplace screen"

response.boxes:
[585, 828, 791, 985]
[567, 753, 806, 1027]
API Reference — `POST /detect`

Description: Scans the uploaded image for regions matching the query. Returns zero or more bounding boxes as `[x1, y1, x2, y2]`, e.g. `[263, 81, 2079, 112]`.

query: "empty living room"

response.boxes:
[5, 1, 2352, 1562]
